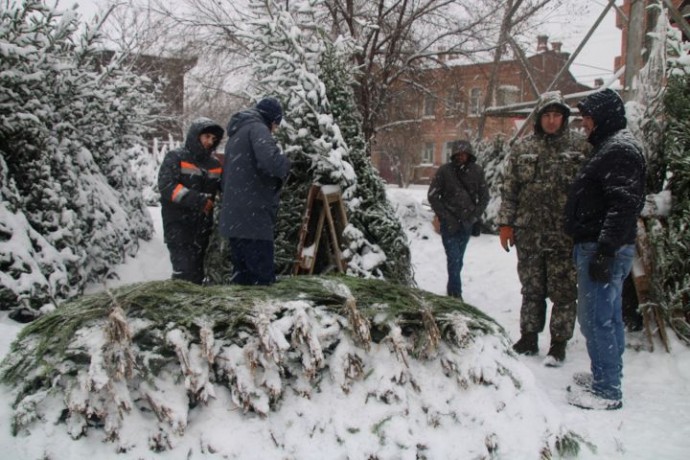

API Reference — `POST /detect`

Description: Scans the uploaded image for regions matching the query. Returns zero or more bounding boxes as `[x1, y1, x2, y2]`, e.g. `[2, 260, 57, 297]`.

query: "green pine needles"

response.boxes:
[0, 276, 584, 457]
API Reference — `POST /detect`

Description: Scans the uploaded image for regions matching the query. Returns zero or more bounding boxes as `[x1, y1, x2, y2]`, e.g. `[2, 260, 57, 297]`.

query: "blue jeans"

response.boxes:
[574, 242, 635, 400]
[441, 221, 471, 297]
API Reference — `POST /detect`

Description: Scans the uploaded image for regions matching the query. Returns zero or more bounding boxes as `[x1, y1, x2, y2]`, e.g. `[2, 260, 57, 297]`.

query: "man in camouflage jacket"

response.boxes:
[497, 91, 590, 366]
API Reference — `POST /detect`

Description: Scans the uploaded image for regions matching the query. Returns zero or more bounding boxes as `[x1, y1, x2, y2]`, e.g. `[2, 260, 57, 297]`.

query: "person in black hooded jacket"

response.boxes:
[428, 140, 489, 300]
[563, 88, 646, 410]
[158, 117, 224, 284]
[218, 97, 291, 285]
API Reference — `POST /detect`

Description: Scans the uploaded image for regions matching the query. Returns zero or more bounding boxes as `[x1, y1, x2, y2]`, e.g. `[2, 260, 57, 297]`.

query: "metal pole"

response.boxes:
[509, 0, 618, 144]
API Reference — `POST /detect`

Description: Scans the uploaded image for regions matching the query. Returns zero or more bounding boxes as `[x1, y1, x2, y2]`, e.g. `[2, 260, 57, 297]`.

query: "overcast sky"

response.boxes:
[71, 0, 622, 87]
[541, 1, 623, 87]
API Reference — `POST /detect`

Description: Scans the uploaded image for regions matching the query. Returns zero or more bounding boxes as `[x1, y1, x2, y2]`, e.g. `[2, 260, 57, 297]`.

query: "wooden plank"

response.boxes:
[293, 184, 349, 275]
[293, 184, 320, 274]
[632, 218, 670, 352]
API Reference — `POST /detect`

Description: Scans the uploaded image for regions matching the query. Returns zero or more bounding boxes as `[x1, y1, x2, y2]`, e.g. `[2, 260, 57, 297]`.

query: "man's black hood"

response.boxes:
[185, 117, 224, 159]
[449, 139, 477, 164]
[577, 88, 627, 145]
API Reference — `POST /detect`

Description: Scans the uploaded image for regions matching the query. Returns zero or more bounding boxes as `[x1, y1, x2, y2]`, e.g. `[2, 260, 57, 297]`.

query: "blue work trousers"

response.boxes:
[228, 238, 276, 286]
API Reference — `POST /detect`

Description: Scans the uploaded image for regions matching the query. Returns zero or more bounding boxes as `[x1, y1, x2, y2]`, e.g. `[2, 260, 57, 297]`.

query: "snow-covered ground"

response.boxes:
[1, 185, 689, 459]
[391, 185, 690, 460]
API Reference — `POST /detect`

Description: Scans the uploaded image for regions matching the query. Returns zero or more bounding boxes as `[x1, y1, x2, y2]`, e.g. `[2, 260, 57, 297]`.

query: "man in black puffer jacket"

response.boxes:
[158, 117, 224, 284]
[564, 89, 646, 410]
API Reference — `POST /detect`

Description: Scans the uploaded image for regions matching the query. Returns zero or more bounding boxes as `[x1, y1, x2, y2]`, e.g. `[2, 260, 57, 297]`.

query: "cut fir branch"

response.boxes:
[0, 275, 579, 457]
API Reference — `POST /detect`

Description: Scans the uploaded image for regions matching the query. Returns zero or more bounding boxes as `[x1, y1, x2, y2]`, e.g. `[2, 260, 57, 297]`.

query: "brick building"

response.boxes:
[372, 37, 591, 184]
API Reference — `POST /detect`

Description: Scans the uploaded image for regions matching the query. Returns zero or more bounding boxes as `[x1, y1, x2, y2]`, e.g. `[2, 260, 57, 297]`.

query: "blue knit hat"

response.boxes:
[256, 97, 283, 126]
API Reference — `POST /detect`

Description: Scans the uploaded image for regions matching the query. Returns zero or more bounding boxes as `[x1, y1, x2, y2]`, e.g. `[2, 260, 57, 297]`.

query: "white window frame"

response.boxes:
[497, 85, 520, 106]
[421, 142, 434, 165]
[443, 141, 455, 163]
[423, 94, 436, 118]
[469, 87, 482, 116]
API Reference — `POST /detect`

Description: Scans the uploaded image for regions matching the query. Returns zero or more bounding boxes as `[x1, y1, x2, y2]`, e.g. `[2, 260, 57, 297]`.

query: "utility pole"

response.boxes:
[624, 0, 646, 98]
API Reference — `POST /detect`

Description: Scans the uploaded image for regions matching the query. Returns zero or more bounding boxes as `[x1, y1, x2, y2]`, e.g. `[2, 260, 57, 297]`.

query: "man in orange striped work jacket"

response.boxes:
[158, 117, 224, 284]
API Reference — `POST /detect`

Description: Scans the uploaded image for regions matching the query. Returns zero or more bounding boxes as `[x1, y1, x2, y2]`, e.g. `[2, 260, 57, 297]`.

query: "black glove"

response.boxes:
[589, 253, 613, 283]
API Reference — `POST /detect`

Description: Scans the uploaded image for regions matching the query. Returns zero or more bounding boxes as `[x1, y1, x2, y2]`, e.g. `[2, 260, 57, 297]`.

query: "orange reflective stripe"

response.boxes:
[208, 167, 222, 179]
[171, 183, 189, 203]
[180, 161, 202, 176]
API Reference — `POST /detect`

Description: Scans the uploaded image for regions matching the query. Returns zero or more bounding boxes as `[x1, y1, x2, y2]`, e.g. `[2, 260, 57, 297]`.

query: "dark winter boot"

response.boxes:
[543, 340, 567, 367]
[512, 333, 538, 355]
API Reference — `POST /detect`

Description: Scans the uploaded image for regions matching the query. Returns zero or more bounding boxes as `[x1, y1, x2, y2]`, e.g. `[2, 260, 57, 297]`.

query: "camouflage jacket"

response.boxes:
[497, 129, 590, 234]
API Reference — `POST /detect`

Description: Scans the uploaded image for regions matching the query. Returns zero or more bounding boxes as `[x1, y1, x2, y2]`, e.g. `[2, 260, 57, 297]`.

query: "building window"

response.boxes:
[423, 94, 436, 118]
[445, 90, 466, 117]
[496, 85, 520, 106]
[421, 142, 434, 164]
[469, 87, 482, 116]
[443, 141, 455, 163]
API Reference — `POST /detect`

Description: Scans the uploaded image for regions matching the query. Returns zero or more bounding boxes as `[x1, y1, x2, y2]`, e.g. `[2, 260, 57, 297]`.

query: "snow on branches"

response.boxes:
[0, 0, 162, 319]
[1, 276, 584, 458]
[241, 0, 412, 283]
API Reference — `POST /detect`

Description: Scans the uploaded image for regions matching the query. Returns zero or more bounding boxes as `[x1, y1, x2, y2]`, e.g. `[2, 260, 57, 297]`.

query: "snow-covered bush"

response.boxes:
[128, 136, 180, 206]
[474, 135, 510, 233]
[0, 1, 163, 319]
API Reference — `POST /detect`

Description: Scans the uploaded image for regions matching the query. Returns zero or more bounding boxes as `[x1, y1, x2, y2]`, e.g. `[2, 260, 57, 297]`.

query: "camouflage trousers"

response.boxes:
[514, 229, 577, 341]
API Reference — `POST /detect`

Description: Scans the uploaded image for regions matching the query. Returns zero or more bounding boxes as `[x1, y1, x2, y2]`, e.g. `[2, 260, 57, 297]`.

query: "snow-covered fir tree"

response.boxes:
[0, 0, 163, 319]
[622, 7, 690, 344]
[233, 0, 412, 284]
[474, 135, 511, 232]
[653, 15, 690, 343]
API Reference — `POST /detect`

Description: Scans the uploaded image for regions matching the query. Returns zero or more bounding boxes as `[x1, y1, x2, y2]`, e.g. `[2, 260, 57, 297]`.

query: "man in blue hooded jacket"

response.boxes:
[219, 97, 291, 285]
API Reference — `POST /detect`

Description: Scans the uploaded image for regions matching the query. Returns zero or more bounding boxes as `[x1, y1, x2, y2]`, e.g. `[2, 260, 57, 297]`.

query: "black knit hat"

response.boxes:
[256, 97, 283, 126]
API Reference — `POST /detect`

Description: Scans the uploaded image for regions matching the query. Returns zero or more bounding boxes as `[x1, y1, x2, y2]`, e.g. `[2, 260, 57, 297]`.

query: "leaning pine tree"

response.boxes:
[651, 18, 690, 343]
[229, 0, 412, 284]
[621, 10, 690, 344]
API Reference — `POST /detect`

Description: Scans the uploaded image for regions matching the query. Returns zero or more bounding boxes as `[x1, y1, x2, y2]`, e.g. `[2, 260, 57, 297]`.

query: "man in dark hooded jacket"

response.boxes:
[497, 91, 590, 366]
[564, 88, 646, 410]
[219, 97, 291, 285]
[158, 117, 224, 284]
[428, 140, 489, 300]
